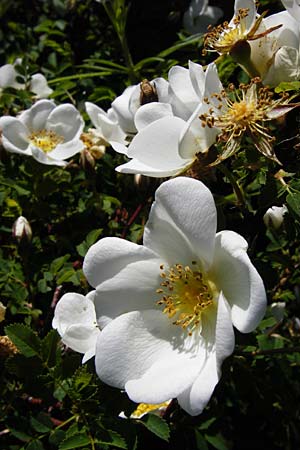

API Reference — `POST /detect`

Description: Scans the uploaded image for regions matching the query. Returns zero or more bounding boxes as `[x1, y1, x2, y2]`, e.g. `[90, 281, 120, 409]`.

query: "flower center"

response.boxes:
[156, 263, 215, 335]
[28, 129, 64, 153]
[204, 8, 250, 54]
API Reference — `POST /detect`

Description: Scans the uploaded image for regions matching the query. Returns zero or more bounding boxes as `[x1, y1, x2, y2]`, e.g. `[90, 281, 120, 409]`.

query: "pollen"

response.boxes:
[131, 401, 170, 418]
[156, 263, 215, 335]
[28, 129, 64, 153]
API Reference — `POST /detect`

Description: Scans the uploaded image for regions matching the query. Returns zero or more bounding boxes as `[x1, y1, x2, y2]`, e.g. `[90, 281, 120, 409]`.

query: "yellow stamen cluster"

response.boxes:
[204, 8, 251, 54]
[28, 129, 64, 153]
[199, 79, 290, 162]
[80, 131, 105, 159]
[131, 401, 170, 418]
[156, 263, 214, 335]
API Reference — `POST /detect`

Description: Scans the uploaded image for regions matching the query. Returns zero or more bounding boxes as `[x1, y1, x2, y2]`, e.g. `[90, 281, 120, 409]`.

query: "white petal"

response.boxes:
[168, 65, 200, 119]
[282, 0, 300, 23]
[127, 116, 190, 171]
[153, 77, 170, 103]
[116, 158, 187, 178]
[134, 103, 173, 131]
[85, 102, 109, 128]
[211, 230, 267, 333]
[0, 116, 31, 154]
[232, 0, 256, 32]
[48, 139, 84, 160]
[83, 237, 159, 288]
[30, 74, 53, 98]
[188, 60, 205, 99]
[30, 146, 67, 166]
[95, 310, 205, 403]
[46, 104, 84, 141]
[93, 257, 163, 329]
[111, 85, 137, 134]
[177, 293, 234, 415]
[19, 100, 56, 131]
[144, 177, 217, 268]
[179, 102, 219, 159]
[263, 46, 300, 86]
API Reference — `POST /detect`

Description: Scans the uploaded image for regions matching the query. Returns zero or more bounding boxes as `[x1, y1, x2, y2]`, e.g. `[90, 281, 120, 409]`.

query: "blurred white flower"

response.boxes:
[263, 205, 288, 229]
[0, 63, 24, 90]
[12, 216, 32, 243]
[183, 0, 223, 35]
[52, 291, 100, 363]
[29, 74, 53, 99]
[83, 177, 267, 415]
[0, 99, 84, 166]
[0, 61, 53, 98]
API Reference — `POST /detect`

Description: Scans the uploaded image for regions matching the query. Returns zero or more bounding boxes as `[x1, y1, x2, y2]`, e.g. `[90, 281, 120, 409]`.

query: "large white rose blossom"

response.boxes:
[52, 291, 100, 363]
[0, 99, 84, 166]
[282, 0, 300, 23]
[82, 177, 267, 416]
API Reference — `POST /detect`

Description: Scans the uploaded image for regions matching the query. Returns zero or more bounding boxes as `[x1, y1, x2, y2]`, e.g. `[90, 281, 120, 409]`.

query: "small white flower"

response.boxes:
[263, 205, 288, 229]
[83, 177, 267, 416]
[0, 99, 84, 166]
[52, 291, 100, 363]
[183, 0, 223, 35]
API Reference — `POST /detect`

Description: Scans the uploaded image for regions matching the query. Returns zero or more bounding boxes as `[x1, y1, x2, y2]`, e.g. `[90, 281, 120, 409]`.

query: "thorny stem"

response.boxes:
[121, 202, 146, 239]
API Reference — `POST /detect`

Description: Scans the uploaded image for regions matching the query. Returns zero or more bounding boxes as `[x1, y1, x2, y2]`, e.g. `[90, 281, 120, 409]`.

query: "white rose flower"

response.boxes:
[282, 0, 300, 23]
[0, 99, 84, 166]
[115, 62, 217, 177]
[83, 177, 267, 416]
[52, 291, 100, 363]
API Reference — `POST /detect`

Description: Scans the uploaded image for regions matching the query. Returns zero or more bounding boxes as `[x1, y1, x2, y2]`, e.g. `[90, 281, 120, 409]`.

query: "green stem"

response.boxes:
[236, 346, 300, 357]
[218, 163, 245, 206]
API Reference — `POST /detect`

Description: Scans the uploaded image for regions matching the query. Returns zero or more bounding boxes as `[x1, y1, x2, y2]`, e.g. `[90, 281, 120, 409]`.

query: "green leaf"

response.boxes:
[76, 228, 103, 257]
[30, 413, 53, 433]
[205, 434, 229, 450]
[59, 432, 90, 450]
[140, 414, 170, 442]
[286, 192, 300, 220]
[96, 429, 127, 449]
[5, 324, 41, 357]
[26, 440, 45, 450]
[275, 81, 300, 93]
[195, 430, 209, 450]
[50, 255, 70, 275]
[42, 329, 61, 367]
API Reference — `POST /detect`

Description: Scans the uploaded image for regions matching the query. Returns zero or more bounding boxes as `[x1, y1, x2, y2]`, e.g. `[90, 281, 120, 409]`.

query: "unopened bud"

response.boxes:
[12, 216, 32, 243]
[263, 205, 288, 229]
